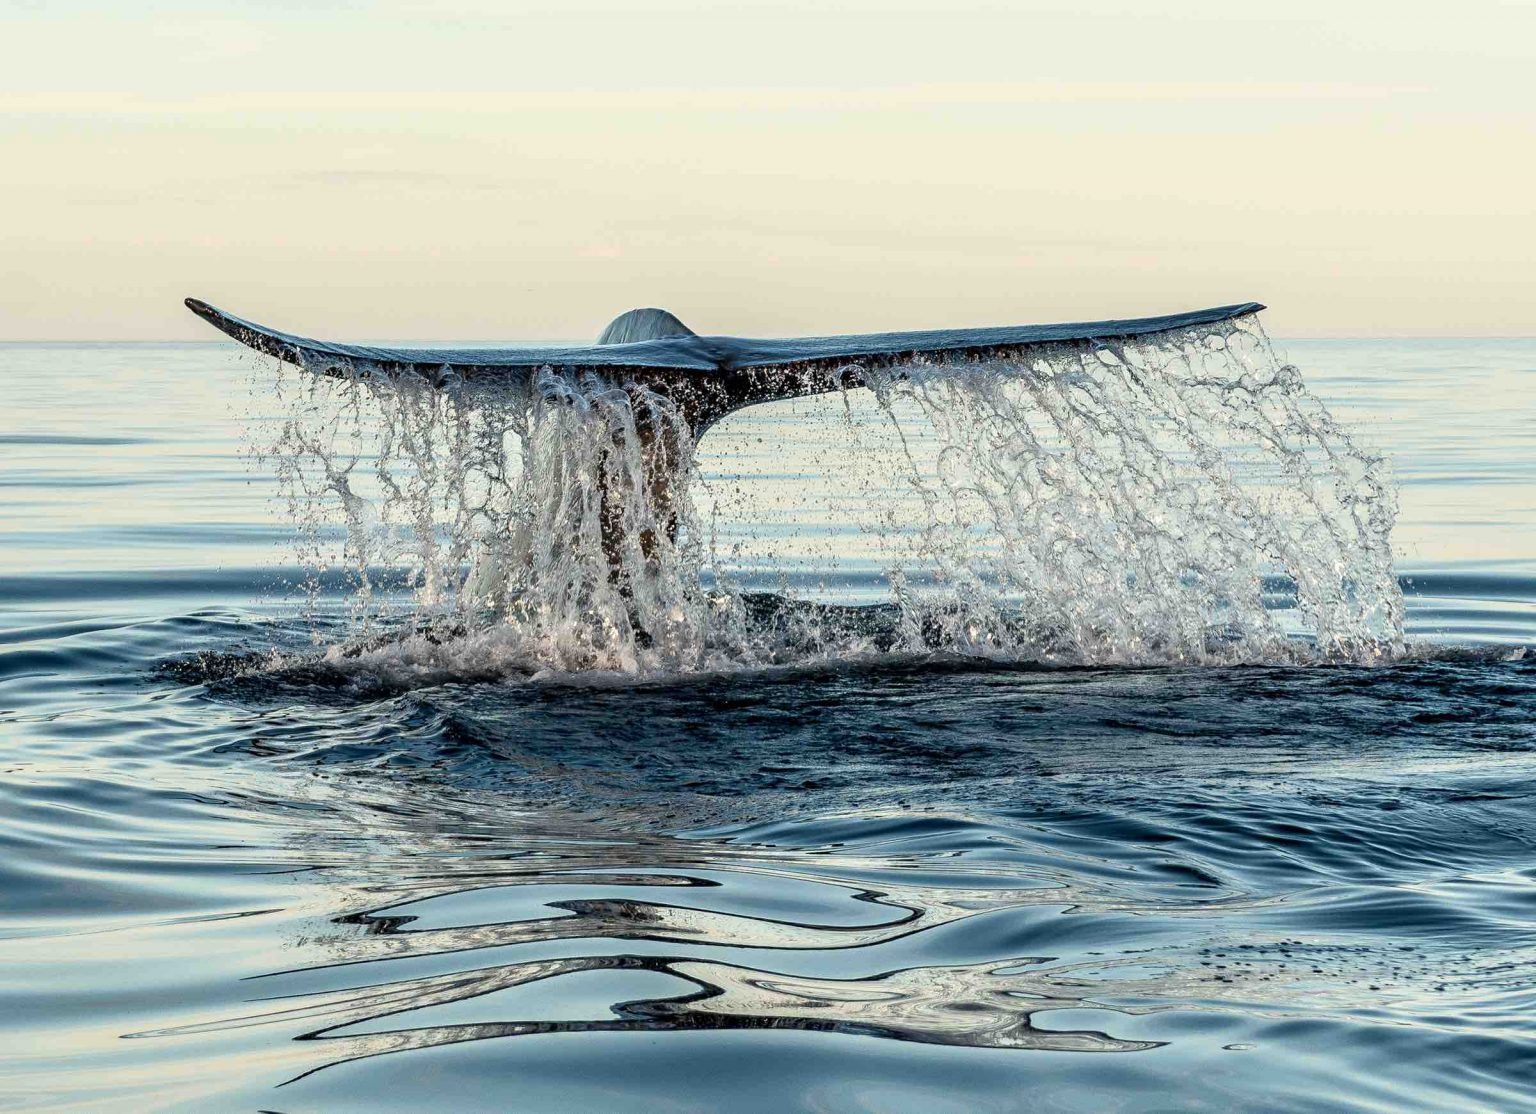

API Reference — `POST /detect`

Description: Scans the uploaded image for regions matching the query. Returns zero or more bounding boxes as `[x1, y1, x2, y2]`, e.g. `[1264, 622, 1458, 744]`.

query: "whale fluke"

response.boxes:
[184, 296, 1264, 432]
[184, 297, 1262, 380]
[192, 295, 1279, 615]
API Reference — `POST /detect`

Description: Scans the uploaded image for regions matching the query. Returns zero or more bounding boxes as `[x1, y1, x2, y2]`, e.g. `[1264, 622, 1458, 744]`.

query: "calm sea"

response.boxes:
[1, 338, 1533, 1112]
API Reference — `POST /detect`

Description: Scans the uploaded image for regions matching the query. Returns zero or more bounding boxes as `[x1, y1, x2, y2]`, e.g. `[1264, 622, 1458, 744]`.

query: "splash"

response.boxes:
[255, 316, 1401, 676]
[844, 322, 1402, 663]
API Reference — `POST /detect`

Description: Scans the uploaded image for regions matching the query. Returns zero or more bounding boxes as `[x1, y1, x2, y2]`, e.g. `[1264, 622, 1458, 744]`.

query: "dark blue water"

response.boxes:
[2, 341, 1534, 1112]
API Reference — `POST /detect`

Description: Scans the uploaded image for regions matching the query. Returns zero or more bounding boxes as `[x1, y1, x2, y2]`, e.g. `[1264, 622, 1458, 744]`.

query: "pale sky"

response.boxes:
[2, 0, 1533, 340]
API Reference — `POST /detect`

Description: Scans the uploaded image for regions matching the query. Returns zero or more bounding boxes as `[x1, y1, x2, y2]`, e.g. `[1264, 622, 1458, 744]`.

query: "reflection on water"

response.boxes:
[1, 340, 1534, 1111]
[8, 641, 1521, 1111]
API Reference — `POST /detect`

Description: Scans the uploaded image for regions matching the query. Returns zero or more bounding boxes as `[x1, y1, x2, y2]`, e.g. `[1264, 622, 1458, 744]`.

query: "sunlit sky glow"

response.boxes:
[3, 0, 1533, 340]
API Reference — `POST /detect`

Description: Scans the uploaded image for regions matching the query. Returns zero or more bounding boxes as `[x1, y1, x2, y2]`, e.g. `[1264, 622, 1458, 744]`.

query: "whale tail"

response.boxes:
[186, 296, 1267, 593]
[184, 295, 1263, 434]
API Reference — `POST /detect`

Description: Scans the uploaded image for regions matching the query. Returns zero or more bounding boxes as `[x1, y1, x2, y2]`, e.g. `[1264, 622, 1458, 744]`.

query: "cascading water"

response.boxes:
[256, 315, 1402, 678]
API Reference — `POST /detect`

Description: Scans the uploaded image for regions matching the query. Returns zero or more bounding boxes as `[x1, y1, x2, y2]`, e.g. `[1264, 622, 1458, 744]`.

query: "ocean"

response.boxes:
[2, 336, 1533, 1112]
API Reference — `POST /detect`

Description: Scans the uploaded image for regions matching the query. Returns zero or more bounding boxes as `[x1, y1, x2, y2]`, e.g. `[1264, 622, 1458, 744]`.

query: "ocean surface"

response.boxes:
[2, 337, 1534, 1112]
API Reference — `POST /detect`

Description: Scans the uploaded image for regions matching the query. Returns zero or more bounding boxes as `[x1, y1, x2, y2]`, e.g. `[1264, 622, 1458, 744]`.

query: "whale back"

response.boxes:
[596, 308, 696, 345]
